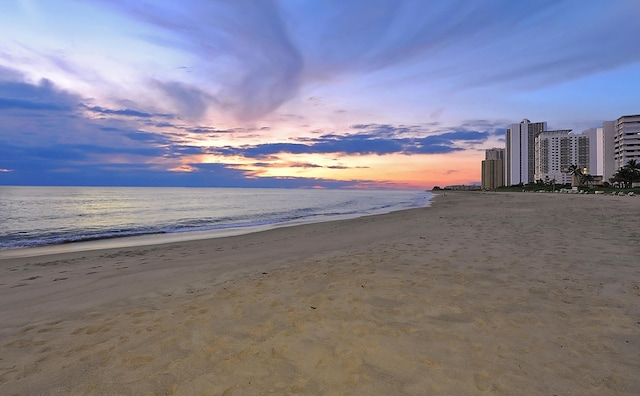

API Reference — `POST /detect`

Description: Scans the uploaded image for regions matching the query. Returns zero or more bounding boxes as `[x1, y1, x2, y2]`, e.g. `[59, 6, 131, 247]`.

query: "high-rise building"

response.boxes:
[581, 127, 603, 177]
[485, 148, 505, 160]
[505, 119, 547, 185]
[613, 114, 640, 170]
[602, 121, 616, 180]
[481, 148, 505, 190]
[581, 123, 618, 180]
[534, 130, 589, 184]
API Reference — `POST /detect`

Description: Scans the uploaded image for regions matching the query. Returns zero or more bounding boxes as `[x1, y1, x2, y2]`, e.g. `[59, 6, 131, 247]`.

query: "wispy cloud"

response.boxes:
[151, 80, 216, 121]
[93, 0, 302, 121]
[294, 0, 640, 89]
[81, 0, 640, 124]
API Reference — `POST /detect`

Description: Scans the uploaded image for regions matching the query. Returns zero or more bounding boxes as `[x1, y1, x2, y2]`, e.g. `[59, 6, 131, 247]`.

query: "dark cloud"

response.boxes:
[0, 71, 182, 182]
[0, 97, 70, 111]
[411, 131, 487, 154]
[0, 78, 76, 112]
[214, 124, 490, 158]
[289, 162, 322, 168]
[346, 124, 413, 138]
[84, 105, 163, 119]
[151, 121, 237, 136]
[167, 145, 206, 158]
[0, 65, 23, 81]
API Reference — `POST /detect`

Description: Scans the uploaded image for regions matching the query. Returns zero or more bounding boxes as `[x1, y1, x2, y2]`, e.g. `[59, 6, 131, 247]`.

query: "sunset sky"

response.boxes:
[2, 0, 640, 189]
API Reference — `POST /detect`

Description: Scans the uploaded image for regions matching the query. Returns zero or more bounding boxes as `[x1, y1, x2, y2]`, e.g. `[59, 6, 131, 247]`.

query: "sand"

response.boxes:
[1, 191, 639, 395]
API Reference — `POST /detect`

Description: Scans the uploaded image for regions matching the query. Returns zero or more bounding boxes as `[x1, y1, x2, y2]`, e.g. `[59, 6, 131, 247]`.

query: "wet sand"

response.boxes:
[1, 191, 639, 395]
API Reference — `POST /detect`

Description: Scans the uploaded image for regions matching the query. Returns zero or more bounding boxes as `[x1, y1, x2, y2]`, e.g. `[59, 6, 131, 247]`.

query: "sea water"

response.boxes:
[0, 187, 432, 251]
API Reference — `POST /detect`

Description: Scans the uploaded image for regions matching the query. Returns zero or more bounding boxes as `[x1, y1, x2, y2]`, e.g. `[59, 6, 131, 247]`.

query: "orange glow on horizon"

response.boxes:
[171, 149, 483, 189]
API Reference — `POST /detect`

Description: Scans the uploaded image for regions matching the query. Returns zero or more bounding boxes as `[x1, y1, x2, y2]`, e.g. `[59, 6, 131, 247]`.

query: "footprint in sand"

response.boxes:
[474, 371, 492, 391]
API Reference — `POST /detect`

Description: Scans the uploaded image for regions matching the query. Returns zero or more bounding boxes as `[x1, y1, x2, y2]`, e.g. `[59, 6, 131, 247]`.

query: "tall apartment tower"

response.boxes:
[534, 130, 589, 184]
[481, 148, 505, 190]
[485, 148, 505, 160]
[505, 119, 547, 185]
[602, 121, 616, 180]
[613, 114, 640, 170]
[581, 123, 618, 180]
[581, 127, 604, 177]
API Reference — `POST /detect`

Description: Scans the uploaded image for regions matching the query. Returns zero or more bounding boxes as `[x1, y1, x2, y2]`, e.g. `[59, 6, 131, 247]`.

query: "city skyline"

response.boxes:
[485, 113, 640, 191]
[2, 1, 640, 189]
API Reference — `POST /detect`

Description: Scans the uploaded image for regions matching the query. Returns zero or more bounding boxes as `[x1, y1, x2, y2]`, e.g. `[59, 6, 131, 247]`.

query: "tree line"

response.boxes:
[609, 159, 640, 188]
[567, 159, 640, 188]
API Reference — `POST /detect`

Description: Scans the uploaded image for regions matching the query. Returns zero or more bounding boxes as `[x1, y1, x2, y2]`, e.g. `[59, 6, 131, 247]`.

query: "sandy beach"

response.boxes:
[1, 191, 639, 395]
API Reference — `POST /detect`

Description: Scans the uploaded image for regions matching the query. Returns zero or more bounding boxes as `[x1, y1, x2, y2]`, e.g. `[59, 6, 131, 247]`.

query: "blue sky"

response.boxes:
[1, 0, 640, 189]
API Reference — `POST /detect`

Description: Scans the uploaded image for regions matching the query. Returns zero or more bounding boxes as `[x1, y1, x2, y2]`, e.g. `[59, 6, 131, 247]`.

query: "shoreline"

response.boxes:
[0, 195, 435, 260]
[0, 202, 441, 329]
[1, 191, 639, 394]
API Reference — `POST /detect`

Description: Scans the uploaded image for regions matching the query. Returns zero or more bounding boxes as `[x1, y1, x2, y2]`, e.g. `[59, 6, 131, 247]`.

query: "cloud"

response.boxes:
[0, 70, 180, 176]
[84, 105, 166, 119]
[96, 0, 303, 121]
[0, 160, 379, 189]
[296, 0, 640, 89]
[152, 80, 216, 121]
[61, 0, 639, 124]
[289, 162, 323, 169]
[0, 67, 390, 188]
[0, 65, 23, 81]
[0, 76, 76, 112]
[213, 123, 491, 158]
[0, 97, 70, 111]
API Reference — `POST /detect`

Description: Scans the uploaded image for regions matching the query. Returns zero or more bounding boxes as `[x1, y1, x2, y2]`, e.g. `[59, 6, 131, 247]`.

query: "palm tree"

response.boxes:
[620, 168, 635, 188]
[582, 173, 595, 188]
[625, 159, 640, 186]
[612, 160, 640, 188]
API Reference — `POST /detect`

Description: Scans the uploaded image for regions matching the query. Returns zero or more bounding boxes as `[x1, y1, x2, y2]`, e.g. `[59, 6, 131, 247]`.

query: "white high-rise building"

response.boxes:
[602, 121, 616, 180]
[580, 123, 617, 181]
[614, 114, 640, 170]
[581, 127, 603, 177]
[534, 130, 589, 184]
[505, 119, 547, 185]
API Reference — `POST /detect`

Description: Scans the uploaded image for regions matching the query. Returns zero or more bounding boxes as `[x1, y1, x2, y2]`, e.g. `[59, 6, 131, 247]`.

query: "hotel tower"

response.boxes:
[614, 114, 640, 171]
[505, 119, 547, 185]
[481, 148, 505, 190]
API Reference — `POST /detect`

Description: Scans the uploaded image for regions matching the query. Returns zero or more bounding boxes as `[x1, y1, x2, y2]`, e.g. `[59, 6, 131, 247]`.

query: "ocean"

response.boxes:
[0, 187, 432, 252]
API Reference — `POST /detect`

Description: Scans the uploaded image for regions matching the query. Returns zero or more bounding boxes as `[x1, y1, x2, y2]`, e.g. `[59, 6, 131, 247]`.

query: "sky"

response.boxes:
[1, 0, 640, 189]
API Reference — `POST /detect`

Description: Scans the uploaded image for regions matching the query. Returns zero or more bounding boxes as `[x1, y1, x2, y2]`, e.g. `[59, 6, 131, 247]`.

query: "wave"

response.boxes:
[0, 188, 432, 250]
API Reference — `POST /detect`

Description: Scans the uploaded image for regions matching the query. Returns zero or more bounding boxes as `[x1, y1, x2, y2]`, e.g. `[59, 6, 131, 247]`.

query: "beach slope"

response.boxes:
[1, 192, 639, 395]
